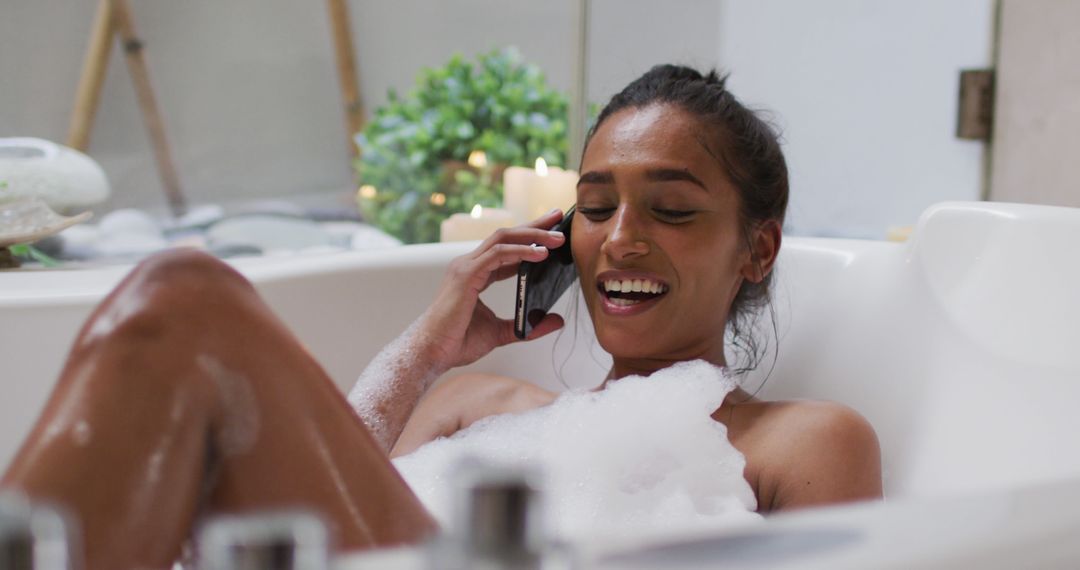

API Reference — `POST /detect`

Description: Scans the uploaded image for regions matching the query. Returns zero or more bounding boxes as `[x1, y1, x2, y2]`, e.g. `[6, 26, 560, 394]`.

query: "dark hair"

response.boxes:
[583, 64, 789, 376]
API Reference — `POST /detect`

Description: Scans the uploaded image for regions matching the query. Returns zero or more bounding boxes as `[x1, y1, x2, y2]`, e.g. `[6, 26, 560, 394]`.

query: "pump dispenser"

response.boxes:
[428, 460, 575, 570]
[0, 494, 77, 570]
[197, 512, 330, 570]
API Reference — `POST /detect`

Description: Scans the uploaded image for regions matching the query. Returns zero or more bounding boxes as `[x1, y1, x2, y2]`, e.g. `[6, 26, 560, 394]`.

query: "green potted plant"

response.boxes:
[354, 48, 569, 243]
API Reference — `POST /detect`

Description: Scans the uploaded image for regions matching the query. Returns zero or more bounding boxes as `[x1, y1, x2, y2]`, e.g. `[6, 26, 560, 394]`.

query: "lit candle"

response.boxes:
[467, 150, 488, 169]
[440, 204, 516, 242]
[503, 158, 578, 224]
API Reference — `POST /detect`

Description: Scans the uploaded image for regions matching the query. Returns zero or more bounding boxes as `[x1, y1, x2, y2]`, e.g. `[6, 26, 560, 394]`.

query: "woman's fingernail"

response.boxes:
[549, 208, 561, 214]
[532, 244, 547, 251]
[549, 231, 565, 239]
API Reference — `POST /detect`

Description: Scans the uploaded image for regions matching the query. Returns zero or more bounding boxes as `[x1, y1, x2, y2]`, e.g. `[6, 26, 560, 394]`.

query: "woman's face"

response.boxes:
[572, 103, 773, 373]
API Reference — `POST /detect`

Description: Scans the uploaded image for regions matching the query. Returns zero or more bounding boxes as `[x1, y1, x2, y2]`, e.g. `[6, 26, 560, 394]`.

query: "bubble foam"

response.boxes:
[393, 360, 762, 542]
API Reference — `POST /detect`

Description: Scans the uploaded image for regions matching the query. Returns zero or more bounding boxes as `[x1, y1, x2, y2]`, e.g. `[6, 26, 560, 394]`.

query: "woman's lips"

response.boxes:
[596, 283, 668, 316]
[600, 294, 664, 316]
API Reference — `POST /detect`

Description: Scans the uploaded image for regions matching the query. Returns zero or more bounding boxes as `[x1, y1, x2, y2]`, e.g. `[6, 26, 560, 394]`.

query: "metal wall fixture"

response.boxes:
[957, 68, 996, 141]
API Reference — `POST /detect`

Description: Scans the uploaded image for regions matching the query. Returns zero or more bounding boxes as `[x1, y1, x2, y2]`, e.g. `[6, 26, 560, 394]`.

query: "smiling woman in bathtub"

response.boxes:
[1, 65, 880, 568]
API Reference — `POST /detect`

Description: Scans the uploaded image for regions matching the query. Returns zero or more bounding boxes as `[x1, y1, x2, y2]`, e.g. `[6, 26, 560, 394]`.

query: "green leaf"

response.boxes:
[9, 244, 60, 267]
[354, 47, 570, 243]
[28, 246, 60, 267]
[455, 122, 476, 140]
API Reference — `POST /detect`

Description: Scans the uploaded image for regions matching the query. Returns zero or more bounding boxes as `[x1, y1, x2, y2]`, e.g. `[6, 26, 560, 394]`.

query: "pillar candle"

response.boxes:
[440, 205, 516, 242]
[503, 158, 578, 224]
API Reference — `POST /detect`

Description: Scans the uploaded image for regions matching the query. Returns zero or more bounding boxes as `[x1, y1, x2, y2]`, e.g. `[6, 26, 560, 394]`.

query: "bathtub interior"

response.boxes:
[1, 201, 1079, 505]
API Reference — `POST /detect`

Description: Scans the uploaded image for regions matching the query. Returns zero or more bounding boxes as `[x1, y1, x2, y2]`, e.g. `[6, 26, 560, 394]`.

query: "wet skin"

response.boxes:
[1, 251, 438, 569]
[0, 214, 568, 569]
[396, 102, 882, 512]
[572, 103, 777, 379]
[0, 102, 880, 568]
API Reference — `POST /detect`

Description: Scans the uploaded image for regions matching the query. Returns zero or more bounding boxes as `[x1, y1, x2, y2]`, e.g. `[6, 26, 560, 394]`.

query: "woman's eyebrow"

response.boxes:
[577, 170, 615, 187]
[644, 168, 707, 190]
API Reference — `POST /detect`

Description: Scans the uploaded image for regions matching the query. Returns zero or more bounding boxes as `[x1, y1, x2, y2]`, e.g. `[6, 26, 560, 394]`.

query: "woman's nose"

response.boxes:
[600, 207, 649, 260]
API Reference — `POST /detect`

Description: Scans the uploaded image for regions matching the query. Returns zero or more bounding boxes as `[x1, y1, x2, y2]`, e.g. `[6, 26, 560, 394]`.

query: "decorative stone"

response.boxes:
[165, 203, 225, 231]
[208, 243, 263, 258]
[95, 233, 169, 258]
[56, 224, 101, 260]
[234, 199, 306, 218]
[0, 197, 92, 248]
[319, 221, 400, 250]
[98, 208, 162, 237]
[0, 138, 110, 212]
[95, 208, 168, 258]
[206, 215, 336, 252]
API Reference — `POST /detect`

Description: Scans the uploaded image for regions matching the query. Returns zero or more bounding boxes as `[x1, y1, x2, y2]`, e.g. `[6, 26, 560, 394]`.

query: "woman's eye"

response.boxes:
[577, 206, 615, 220]
[654, 208, 696, 220]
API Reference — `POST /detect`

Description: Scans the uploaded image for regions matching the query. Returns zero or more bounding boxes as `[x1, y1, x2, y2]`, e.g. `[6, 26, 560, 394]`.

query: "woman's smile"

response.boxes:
[596, 270, 670, 315]
[572, 103, 750, 369]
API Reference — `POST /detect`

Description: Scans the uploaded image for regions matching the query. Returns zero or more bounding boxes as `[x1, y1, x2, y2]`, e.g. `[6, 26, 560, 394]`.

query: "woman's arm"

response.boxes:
[347, 209, 568, 452]
[764, 401, 883, 511]
[346, 320, 452, 454]
[390, 373, 557, 458]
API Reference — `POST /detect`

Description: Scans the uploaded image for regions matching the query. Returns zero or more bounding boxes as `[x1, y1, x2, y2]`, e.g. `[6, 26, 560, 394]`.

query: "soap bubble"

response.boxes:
[393, 360, 763, 542]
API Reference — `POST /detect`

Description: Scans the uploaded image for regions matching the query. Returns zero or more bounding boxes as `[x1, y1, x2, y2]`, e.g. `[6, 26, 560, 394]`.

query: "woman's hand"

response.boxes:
[415, 209, 569, 372]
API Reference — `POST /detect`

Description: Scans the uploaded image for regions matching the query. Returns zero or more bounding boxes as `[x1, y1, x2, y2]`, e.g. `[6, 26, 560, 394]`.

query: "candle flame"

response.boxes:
[470, 204, 483, 218]
[467, 150, 488, 169]
[534, 157, 549, 177]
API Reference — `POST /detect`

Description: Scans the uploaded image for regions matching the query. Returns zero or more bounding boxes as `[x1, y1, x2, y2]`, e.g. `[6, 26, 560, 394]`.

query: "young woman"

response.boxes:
[1, 65, 881, 569]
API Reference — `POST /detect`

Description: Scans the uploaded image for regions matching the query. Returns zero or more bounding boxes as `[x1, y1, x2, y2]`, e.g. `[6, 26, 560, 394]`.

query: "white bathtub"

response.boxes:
[2, 201, 1080, 567]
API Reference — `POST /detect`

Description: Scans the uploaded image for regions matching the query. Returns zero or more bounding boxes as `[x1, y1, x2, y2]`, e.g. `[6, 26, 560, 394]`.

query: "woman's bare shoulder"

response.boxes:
[391, 373, 556, 457]
[727, 398, 883, 512]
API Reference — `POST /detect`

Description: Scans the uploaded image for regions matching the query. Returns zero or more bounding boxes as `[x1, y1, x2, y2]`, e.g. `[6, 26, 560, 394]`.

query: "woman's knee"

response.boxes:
[128, 249, 253, 297]
[77, 250, 256, 350]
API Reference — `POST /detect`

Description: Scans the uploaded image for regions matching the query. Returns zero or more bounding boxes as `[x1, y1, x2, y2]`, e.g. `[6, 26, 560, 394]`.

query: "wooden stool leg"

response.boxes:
[110, 0, 187, 217]
[67, 0, 114, 151]
[327, 0, 364, 157]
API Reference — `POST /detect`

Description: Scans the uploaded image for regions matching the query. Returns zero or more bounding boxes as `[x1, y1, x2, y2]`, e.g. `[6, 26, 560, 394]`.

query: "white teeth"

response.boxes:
[601, 278, 668, 294]
[609, 297, 638, 307]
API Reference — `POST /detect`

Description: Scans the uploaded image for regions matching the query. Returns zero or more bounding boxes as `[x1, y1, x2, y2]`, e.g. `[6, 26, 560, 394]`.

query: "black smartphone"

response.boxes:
[514, 207, 577, 340]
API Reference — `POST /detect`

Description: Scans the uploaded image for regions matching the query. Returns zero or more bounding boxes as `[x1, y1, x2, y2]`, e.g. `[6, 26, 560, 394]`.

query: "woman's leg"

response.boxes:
[0, 250, 437, 569]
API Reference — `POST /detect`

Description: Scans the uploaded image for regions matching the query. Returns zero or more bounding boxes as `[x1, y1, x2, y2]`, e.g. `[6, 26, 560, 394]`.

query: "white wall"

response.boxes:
[2, 0, 353, 210]
[3, 1, 998, 238]
[990, 0, 1080, 207]
[0, 0, 719, 213]
[717, 0, 995, 238]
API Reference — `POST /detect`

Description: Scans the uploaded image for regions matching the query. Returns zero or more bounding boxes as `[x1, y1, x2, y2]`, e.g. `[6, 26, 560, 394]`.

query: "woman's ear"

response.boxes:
[740, 220, 782, 283]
